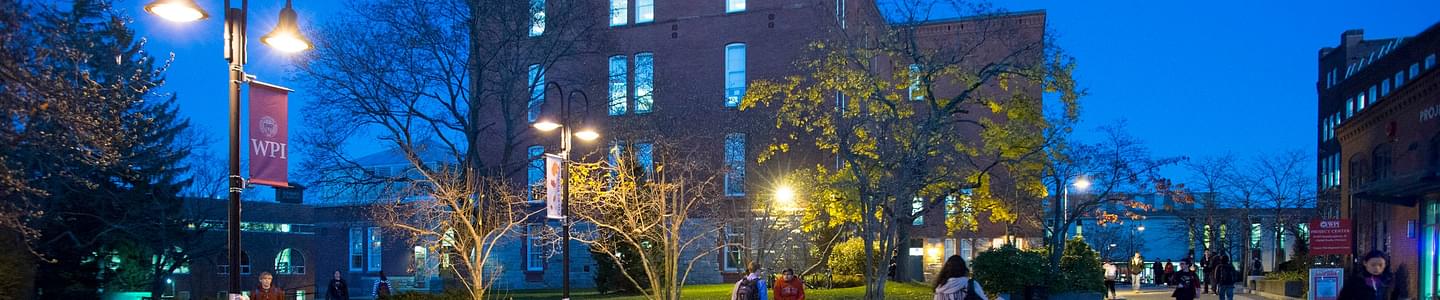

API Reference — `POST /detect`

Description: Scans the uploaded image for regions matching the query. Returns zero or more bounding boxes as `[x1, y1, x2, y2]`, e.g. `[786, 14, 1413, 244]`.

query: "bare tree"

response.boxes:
[1251, 150, 1317, 266]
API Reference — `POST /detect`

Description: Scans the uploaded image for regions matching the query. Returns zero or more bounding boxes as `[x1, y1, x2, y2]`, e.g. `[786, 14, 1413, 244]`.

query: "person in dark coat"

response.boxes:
[1164, 260, 1176, 286]
[327, 270, 349, 300]
[1200, 250, 1213, 294]
[1169, 259, 1199, 300]
[1338, 250, 1408, 300]
[1214, 255, 1238, 300]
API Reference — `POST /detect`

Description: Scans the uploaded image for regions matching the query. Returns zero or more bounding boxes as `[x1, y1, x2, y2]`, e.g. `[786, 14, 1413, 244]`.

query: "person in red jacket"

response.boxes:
[773, 268, 805, 300]
[251, 272, 285, 300]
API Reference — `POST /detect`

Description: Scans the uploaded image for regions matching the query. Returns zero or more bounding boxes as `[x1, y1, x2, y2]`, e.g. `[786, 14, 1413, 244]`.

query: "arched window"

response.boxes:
[217, 252, 250, 275]
[1429, 134, 1440, 171]
[1349, 154, 1367, 188]
[275, 248, 306, 275]
[1373, 144, 1392, 181]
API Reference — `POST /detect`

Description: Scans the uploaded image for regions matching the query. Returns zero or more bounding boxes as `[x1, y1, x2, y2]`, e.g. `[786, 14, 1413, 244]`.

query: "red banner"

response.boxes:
[248, 81, 290, 188]
[1310, 219, 1352, 256]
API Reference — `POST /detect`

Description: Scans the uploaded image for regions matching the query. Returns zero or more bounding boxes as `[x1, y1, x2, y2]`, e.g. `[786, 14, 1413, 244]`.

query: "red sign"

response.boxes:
[248, 81, 291, 188]
[1310, 219, 1352, 256]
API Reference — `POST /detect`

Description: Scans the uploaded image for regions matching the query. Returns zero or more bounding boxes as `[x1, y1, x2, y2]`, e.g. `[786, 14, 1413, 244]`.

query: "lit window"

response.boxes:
[725, 43, 746, 107]
[528, 145, 545, 202]
[1414, 63, 1423, 80]
[412, 246, 427, 275]
[349, 228, 364, 271]
[635, 142, 654, 178]
[1427, 54, 1437, 69]
[367, 227, 382, 272]
[529, 0, 545, 37]
[609, 55, 628, 115]
[635, 53, 654, 114]
[275, 248, 306, 275]
[944, 195, 957, 219]
[636, 0, 654, 23]
[610, 0, 627, 26]
[909, 64, 923, 101]
[912, 197, 924, 226]
[526, 224, 545, 271]
[1381, 79, 1390, 97]
[724, 133, 746, 196]
[1396, 71, 1405, 88]
[1347, 97, 1354, 118]
[1357, 93, 1365, 111]
[727, 0, 745, 13]
[723, 225, 744, 271]
[528, 64, 544, 122]
[1368, 86, 1377, 105]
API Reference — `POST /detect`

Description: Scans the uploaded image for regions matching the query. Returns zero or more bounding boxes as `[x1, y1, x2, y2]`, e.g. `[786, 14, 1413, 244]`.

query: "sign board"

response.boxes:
[1309, 219, 1352, 256]
[1309, 268, 1343, 300]
[545, 153, 565, 219]
[248, 81, 291, 187]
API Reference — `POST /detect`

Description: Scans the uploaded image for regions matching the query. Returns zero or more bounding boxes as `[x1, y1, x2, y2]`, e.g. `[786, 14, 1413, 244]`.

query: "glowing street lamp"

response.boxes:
[775, 185, 798, 211]
[145, 0, 208, 22]
[260, 1, 312, 53]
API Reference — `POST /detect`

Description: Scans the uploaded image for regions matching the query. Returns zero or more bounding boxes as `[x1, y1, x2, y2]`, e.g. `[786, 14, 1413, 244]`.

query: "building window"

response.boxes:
[908, 64, 923, 101]
[275, 248, 306, 275]
[636, 0, 654, 23]
[727, 0, 745, 13]
[1374, 144, 1393, 181]
[1427, 54, 1437, 70]
[610, 0, 627, 26]
[835, 0, 847, 29]
[526, 224, 545, 271]
[1397, 71, 1406, 88]
[1358, 93, 1367, 110]
[529, 145, 545, 202]
[1382, 79, 1391, 97]
[217, 252, 251, 275]
[529, 0, 545, 37]
[350, 228, 365, 271]
[725, 43, 747, 108]
[1351, 155, 1368, 187]
[912, 197, 924, 226]
[724, 133, 746, 196]
[723, 225, 744, 272]
[528, 64, 544, 123]
[1369, 86, 1377, 105]
[1430, 135, 1440, 171]
[1347, 97, 1355, 118]
[609, 55, 628, 115]
[635, 142, 654, 178]
[367, 227, 383, 272]
[944, 195, 957, 219]
[635, 52, 654, 114]
[412, 246, 427, 276]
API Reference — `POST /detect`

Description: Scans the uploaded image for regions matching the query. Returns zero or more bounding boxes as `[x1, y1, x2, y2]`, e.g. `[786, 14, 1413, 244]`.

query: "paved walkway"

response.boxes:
[1102, 285, 1269, 300]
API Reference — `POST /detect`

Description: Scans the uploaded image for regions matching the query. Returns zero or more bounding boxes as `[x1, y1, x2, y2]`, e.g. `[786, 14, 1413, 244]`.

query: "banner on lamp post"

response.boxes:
[248, 80, 291, 188]
[545, 153, 565, 219]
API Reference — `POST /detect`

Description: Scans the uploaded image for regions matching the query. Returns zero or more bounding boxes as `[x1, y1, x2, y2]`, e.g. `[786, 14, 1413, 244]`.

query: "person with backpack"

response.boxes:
[1129, 252, 1145, 291]
[1213, 254, 1238, 300]
[1102, 260, 1119, 299]
[1169, 259, 1199, 300]
[732, 261, 769, 300]
[373, 271, 392, 299]
[773, 268, 805, 300]
[934, 255, 988, 300]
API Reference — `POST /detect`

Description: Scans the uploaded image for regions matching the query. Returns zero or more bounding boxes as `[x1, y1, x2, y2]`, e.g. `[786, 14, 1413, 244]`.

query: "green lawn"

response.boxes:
[500, 282, 935, 300]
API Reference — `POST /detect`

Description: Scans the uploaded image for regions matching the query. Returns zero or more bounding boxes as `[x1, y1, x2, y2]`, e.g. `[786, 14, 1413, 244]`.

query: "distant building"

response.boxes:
[1321, 21, 1440, 299]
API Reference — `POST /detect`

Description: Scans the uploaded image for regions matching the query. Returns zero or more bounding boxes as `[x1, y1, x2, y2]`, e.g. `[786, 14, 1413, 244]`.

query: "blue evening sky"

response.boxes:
[128, 0, 1440, 183]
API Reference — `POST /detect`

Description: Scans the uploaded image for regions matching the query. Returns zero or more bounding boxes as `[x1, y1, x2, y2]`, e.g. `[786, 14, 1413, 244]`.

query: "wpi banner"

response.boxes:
[545, 153, 566, 219]
[1309, 219, 1352, 256]
[248, 81, 291, 188]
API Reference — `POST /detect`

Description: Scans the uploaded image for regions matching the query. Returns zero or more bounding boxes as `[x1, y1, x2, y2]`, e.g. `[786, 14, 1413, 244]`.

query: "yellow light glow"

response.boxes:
[775, 185, 797, 211]
[574, 130, 600, 141]
[533, 121, 561, 131]
[263, 34, 311, 53]
[927, 247, 940, 257]
[145, 0, 208, 23]
[1072, 178, 1092, 190]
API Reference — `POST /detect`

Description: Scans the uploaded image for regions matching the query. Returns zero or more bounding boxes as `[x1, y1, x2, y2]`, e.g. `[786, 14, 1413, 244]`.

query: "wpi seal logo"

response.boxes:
[260, 115, 279, 138]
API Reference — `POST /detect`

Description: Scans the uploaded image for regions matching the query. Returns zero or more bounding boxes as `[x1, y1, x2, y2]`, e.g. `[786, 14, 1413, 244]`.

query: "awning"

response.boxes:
[1351, 170, 1440, 207]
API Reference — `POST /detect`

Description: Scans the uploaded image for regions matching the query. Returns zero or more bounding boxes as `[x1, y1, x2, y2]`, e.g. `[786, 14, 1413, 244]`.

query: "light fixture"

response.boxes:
[1137, 225, 1146, 231]
[775, 185, 797, 210]
[533, 121, 561, 131]
[574, 129, 599, 141]
[144, 0, 208, 22]
[261, 0, 312, 53]
[1072, 177, 1092, 190]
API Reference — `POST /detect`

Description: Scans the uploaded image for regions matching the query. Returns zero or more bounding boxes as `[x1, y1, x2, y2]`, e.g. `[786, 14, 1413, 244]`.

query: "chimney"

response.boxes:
[275, 183, 306, 204]
[1342, 29, 1365, 47]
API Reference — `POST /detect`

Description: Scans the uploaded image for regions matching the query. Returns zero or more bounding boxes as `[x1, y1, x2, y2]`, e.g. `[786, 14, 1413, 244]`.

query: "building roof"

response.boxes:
[879, 5, 1045, 27]
[352, 139, 457, 167]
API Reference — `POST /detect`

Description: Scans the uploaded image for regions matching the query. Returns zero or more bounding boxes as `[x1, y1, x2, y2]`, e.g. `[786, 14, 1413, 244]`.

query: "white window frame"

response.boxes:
[726, 0, 745, 13]
[912, 197, 924, 226]
[526, 224, 545, 271]
[636, 142, 654, 177]
[529, 0, 545, 37]
[635, 52, 654, 114]
[528, 145, 545, 203]
[944, 238, 957, 258]
[610, 0, 628, 26]
[908, 64, 923, 101]
[724, 43, 747, 108]
[723, 225, 744, 272]
[609, 55, 629, 115]
[724, 133, 746, 196]
[349, 228, 364, 271]
[636, 0, 654, 23]
[1427, 53, 1437, 69]
[367, 227, 382, 272]
[1396, 71, 1405, 88]
[528, 64, 544, 122]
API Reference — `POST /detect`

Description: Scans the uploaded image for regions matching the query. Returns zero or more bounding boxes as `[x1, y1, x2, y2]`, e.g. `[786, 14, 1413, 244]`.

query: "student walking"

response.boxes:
[327, 270, 349, 300]
[1338, 250, 1409, 300]
[1129, 253, 1146, 291]
[934, 255, 988, 300]
[1213, 255, 1238, 300]
[1169, 259, 1199, 300]
[773, 268, 805, 300]
[732, 262, 769, 300]
[1103, 260, 1119, 299]
[373, 271, 392, 299]
[251, 272, 284, 300]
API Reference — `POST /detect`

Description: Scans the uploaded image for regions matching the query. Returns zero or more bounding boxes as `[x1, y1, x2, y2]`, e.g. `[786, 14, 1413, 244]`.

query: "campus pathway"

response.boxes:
[1107, 285, 1270, 300]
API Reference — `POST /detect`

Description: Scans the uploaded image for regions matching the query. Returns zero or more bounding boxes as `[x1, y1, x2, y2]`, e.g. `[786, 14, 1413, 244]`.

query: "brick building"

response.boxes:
[1322, 21, 1440, 298]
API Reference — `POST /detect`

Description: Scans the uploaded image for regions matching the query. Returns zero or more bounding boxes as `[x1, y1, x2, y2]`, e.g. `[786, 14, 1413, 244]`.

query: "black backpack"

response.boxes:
[941, 278, 984, 300]
[735, 277, 760, 300]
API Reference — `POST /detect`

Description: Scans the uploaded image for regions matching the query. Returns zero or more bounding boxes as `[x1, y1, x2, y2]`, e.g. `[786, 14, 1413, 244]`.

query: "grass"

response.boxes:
[500, 282, 936, 300]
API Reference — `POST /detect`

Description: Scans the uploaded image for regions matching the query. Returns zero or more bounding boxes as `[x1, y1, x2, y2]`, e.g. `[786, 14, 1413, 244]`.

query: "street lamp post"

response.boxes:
[144, 0, 311, 296]
[534, 82, 597, 300]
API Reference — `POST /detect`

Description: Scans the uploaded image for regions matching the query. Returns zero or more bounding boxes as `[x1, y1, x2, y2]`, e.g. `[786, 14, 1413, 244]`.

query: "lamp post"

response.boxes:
[533, 82, 597, 300]
[144, 0, 311, 296]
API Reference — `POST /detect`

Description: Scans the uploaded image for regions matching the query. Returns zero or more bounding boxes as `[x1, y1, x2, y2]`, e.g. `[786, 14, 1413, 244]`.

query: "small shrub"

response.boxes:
[830, 238, 878, 276]
[829, 274, 866, 288]
[1054, 237, 1105, 293]
[972, 244, 1049, 295]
